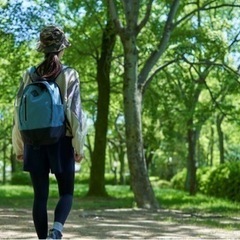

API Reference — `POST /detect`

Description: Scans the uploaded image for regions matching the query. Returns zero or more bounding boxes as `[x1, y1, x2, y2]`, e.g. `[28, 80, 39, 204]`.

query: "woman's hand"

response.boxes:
[74, 153, 84, 163]
[17, 155, 23, 161]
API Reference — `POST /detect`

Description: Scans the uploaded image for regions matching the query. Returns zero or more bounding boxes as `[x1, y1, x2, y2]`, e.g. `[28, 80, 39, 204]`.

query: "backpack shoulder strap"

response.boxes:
[28, 66, 37, 83]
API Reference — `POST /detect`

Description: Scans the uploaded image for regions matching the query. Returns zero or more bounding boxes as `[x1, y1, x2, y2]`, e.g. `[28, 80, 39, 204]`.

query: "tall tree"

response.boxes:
[87, 19, 116, 196]
[59, 1, 118, 196]
[108, 0, 180, 208]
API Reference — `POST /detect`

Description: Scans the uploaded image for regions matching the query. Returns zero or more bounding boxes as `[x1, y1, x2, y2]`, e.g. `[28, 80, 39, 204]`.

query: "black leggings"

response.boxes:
[30, 171, 75, 239]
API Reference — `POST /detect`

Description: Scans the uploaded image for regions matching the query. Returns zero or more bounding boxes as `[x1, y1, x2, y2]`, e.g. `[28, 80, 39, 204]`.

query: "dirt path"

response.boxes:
[1, 208, 240, 239]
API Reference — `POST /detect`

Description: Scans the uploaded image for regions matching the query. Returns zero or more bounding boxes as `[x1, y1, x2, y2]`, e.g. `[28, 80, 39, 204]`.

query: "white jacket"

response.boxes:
[12, 65, 87, 156]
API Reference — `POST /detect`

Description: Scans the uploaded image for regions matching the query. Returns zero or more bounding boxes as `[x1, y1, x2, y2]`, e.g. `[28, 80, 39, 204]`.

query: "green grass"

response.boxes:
[155, 188, 240, 230]
[0, 184, 239, 213]
[1, 184, 240, 229]
[156, 188, 240, 214]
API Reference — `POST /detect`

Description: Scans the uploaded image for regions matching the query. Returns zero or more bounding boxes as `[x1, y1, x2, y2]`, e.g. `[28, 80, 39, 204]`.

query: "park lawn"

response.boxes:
[0, 183, 239, 214]
[1, 184, 240, 229]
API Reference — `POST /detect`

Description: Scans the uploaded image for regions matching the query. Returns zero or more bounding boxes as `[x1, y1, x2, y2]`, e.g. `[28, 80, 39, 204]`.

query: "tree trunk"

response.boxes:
[108, 0, 180, 208]
[119, 149, 125, 185]
[216, 114, 224, 164]
[209, 124, 214, 166]
[2, 142, 6, 184]
[185, 119, 198, 195]
[10, 147, 16, 173]
[122, 36, 159, 209]
[87, 21, 116, 196]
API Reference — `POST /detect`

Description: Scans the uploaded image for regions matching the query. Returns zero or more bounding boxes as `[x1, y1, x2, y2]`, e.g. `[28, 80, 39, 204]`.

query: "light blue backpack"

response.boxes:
[18, 67, 66, 145]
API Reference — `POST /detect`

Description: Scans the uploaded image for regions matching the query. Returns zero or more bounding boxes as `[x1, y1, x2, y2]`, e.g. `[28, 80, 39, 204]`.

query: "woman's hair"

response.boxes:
[36, 52, 62, 79]
[36, 25, 70, 79]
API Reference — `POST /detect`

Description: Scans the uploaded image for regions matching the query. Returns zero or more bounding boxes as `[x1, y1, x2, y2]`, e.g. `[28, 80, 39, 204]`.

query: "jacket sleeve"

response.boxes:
[12, 122, 24, 156]
[12, 75, 26, 156]
[65, 70, 87, 156]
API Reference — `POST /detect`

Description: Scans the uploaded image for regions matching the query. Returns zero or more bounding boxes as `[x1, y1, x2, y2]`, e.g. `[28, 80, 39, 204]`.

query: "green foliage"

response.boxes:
[0, 185, 33, 198]
[196, 166, 213, 192]
[0, 1, 58, 42]
[1, 1, 240, 207]
[75, 172, 89, 184]
[171, 163, 240, 202]
[171, 168, 187, 190]
[200, 162, 240, 201]
[151, 179, 172, 189]
[11, 172, 31, 185]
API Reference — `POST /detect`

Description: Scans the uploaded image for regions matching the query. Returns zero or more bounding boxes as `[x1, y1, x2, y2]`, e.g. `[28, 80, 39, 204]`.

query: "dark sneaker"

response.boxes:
[46, 229, 62, 239]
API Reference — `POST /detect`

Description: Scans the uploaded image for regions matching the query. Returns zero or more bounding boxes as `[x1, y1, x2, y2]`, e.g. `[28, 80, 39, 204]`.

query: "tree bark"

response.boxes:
[209, 124, 214, 166]
[185, 119, 198, 195]
[2, 141, 7, 184]
[87, 21, 116, 196]
[122, 35, 159, 208]
[216, 114, 225, 164]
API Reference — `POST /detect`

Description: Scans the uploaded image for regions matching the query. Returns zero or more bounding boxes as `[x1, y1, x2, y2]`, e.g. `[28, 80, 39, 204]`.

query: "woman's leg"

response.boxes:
[30, 171, 49, 239]
[54, 171, 75, 225]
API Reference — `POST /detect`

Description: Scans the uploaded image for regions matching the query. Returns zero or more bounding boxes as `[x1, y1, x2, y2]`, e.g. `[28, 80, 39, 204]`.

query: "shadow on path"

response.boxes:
[1, 208, 240, 239]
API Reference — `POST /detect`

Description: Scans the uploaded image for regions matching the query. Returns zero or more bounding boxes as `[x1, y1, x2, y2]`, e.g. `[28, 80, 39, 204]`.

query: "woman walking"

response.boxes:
[12, 25, 86, 239]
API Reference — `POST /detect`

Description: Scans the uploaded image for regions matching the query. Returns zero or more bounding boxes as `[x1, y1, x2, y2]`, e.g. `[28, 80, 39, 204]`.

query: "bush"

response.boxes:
[196, 166, 213, 193]
[171, 162, 240, 202]
[171, 168, 187, 190]
[11, 172, 31, 185]
[154, 179, 172, 188]
[200, 162, 240, 201]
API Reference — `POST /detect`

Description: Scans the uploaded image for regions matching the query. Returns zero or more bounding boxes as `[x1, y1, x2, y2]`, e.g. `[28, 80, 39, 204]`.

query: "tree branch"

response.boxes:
[141, 59, 177, 94]
[138, 0, 180, 89]
[136, 0, 154, 35]
[108, 0, 124, 34]
[228, 30, 240, 49]
[174, 0, 216, 27]
[182, 58, 240, 83]
[202, 3, 240, 10]
[175, 1, 240, 27]
[203, 79, 228, 118]
[120, 0, 140, 35]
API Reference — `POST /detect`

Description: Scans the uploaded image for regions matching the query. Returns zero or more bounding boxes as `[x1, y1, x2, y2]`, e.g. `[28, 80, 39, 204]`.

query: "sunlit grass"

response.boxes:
[0, 185, 33, 198]
[156, 188, 240, 215]
[1, 184, 240, 229]
[1, 183, 240, 230]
